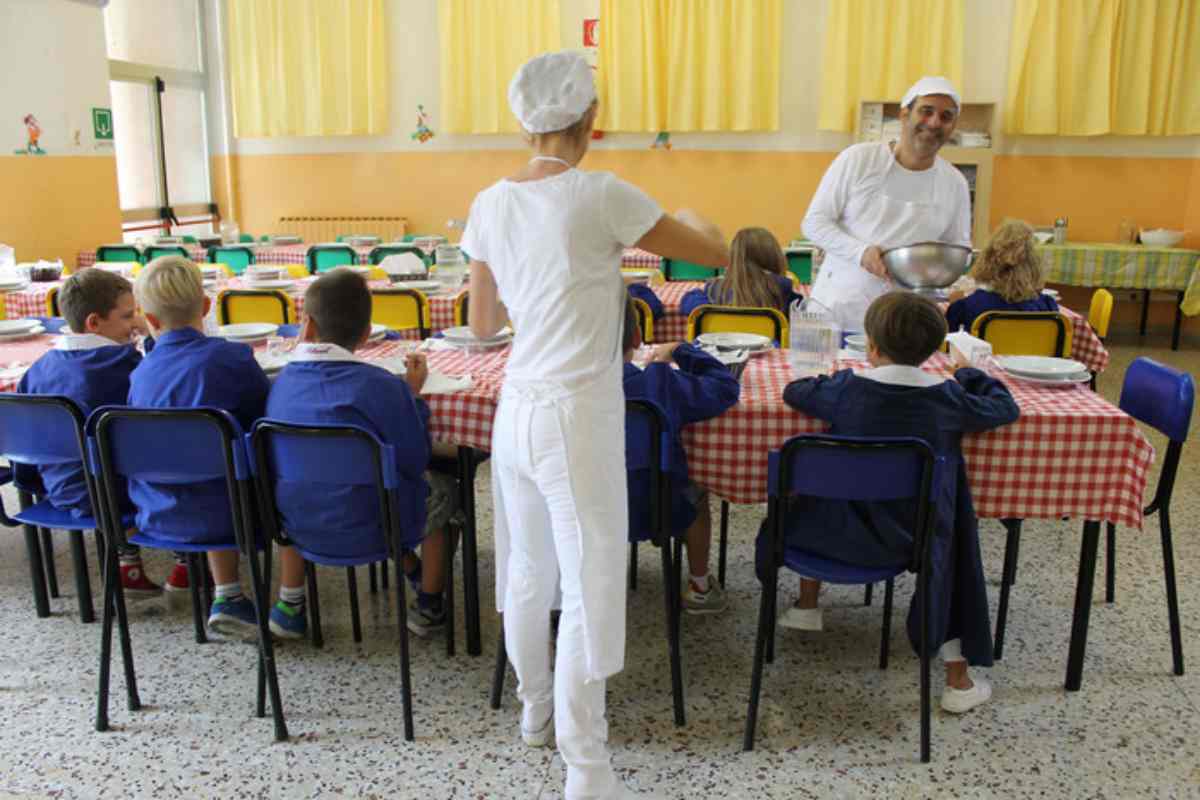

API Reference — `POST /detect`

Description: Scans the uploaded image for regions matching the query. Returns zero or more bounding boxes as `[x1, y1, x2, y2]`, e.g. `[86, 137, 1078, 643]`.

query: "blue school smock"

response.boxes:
[757, 366, 1018, 665]
[127, 327, 269, 544]
[623, 343, 740, 539]
[17, 335, 141, 517]
[944, 289, 1059, 335]
[626, 283, 664, 320]
[680, 273, 801, 321]
[265, 353, 432, 558]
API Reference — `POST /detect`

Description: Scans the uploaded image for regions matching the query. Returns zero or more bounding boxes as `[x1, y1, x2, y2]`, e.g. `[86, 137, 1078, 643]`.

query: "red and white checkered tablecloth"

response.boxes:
[3, 282, 60, 318]
[623, 248, 662, 268]
[0, 336, 1151, 529]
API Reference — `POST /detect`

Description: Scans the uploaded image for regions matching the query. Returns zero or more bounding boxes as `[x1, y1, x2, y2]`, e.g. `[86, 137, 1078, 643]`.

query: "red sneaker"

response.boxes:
[164, 563, 190, 594]
[119, 562, 163, 600]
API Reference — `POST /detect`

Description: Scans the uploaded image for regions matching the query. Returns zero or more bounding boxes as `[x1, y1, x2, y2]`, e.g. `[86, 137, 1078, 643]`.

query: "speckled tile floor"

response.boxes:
[1, 332, 1198, 799]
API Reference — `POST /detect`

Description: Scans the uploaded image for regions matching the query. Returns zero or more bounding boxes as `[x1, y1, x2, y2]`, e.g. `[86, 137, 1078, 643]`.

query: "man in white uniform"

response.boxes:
[803, 76, 973, 332]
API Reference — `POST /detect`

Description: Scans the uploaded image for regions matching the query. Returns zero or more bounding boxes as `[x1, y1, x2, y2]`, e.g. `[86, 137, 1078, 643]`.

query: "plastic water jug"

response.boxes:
[788, 297, 841, 377]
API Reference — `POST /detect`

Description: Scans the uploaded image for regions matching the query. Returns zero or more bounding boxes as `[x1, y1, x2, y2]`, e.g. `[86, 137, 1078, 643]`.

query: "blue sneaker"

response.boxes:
[207, 595, 259, 640]
[269, 601, 308, 640]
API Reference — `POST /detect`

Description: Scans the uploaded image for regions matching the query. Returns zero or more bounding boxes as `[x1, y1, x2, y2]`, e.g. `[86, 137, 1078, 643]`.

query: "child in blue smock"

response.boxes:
[129, 256, 270, 638]
[680, 227, 802, 321]
[945, 219, 1058, 334]
[265, 269, 457, 639]
[18, 268, 165, 598]
[761, 291, 1018, 714]
[622, 297, 740, 613]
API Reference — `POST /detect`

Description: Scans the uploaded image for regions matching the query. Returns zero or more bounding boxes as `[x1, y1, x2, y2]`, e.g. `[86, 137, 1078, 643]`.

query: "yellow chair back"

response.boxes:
[622, 267, 665, 286]
[216, 289, 295, 326]
[686, 305, 788, 347]
[371, 288, 430, 337]
[0, 293, 6, 320]
[1088, 288, 1113, 339]
[971, 311, 1073, 357]
[631, 297, 654, 343]
[46, 286, 60, 317]
[453, 290, 470, 327]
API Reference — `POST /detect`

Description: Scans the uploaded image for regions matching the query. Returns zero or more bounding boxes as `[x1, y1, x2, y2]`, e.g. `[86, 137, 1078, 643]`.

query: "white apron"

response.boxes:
[810, 151, 956, 332]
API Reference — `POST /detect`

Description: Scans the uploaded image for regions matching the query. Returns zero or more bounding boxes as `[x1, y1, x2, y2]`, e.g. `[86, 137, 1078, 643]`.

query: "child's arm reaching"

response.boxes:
[953, 367, 1020, 432]
[781, 371, 850, 422]
[646, 343, 740, 425]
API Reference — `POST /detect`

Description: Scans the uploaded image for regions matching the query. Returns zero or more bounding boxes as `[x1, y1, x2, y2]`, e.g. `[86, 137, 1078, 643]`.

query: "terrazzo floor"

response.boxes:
[1, 333, 1198, 799]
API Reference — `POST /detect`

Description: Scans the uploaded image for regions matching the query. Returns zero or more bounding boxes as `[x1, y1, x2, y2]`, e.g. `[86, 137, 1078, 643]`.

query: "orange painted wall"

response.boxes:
[0, 156, 123, 267]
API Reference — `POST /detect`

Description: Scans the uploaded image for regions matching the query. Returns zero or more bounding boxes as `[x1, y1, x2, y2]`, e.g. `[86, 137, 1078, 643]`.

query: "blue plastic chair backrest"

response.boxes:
[89, 407, 247, 483]
[768, 434, 935, 501]
[1119, 357, 1194, 444]
[249, 420, 399, 490]
[625, 399, 674, 474]
[0, 395, 86, 466]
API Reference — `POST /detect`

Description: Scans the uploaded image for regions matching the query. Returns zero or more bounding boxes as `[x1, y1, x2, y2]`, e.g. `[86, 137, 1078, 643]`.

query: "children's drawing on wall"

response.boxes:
[650, 131, 672, 150]
[411, 104, 435, 143]
[14, 114, 46, 155]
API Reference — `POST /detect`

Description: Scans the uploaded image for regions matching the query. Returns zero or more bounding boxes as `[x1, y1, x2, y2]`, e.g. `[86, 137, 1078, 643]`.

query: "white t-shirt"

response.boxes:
[461, 169, 663, 397]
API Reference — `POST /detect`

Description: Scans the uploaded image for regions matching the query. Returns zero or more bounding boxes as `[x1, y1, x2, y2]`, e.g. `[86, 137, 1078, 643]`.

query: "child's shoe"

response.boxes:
[407, 595, 446, 638]
[941, 676, 992, 714]
[207, 596, 258, 639]
[777, 605, 823, 631]
[119, 562, 163, 600]
[268, 600, 308, 640]
[682, 575, 727, 615]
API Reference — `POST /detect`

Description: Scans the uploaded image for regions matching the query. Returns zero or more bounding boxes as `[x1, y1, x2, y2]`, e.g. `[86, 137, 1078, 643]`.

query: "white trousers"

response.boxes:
[493, 390, 628, 800]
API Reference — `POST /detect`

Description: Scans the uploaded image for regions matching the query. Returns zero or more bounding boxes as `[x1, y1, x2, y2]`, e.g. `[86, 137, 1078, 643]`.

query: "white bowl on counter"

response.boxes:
[1140, 229, 1185, 248]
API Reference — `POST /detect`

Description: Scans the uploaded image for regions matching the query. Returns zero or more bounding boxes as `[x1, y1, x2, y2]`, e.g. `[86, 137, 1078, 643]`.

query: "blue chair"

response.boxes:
[305, 244, 357, 274]
[96, 245, 141, 264]
[89, 406, 286, 740]
[744, 434, 943, 762]
[0, 395, 132, 623]
[487, 399, 687, 725]
[250, 420, 455, 741]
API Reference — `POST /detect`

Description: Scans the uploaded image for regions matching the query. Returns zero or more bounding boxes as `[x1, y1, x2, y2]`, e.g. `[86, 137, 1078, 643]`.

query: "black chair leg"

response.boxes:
[95, 541, 116, 731]
[660, 539, 685, 726]
[94, 530, 105, 583]
[1160, 509, 1184, 676]
[743, 563, 777, 751]
[458, 448, 482, 656]
[718, 500, 729, 588]
[305, 562, 324, 649]
[879, 578, 894, 670]
[1105, 522, 1116, 604]
[445, 525, 457, 658]
[628, 542, 638, 590]
[201, 557, 214, 611]
[490, 619, 507, 710]
[245, 539, 287, 740]
[394, 553, 415, 741]
[187, 553, 207, 644]
[1065, 521, 1101, 691]
[110, 546, 140, 713]
[69, 530, 95, 623]
[864, 583, 873, 606]
[381, 557, 389, 590]
[368, 562, 378, 594]
[19, 491, 50, 618]
[40, 527, 59, 598]
[993, 519, 1022, 661]
[347, 566, 362, 643]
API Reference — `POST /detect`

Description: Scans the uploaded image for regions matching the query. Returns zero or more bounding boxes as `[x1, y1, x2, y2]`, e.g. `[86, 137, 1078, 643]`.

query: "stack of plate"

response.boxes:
[0, 275, 30, 293]
[270, 235, 302, 245]
[996, 355, 1090, 387]
[844, 333, 867, 352]
[622, 270, 655, 284]
[440, 325, 512, 349]
[1042, 288, 1060, 300]
[695, 332, 773, 354]
[390, 279, 441, 295]
[0, 319, 46, 340]
[367, 323, 388, 342]
[344, 235, 380, 247]
[217, 322, 278, 343]
[699, 345, 750, 379]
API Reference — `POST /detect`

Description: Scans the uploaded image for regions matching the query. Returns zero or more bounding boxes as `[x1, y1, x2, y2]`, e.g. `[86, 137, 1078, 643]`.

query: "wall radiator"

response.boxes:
[276, 216, 408, 243]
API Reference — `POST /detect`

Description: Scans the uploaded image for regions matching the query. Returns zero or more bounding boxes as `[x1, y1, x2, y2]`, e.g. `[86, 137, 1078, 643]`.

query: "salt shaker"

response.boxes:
[1053, 217, 1068, 245]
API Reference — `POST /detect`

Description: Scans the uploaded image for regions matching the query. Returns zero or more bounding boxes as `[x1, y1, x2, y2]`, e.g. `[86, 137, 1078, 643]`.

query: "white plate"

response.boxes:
[0, 281, 31, 292]
[1042, 288, 1060, 299]
[440, 325, 512, 346]
[695, 332, 773, 350]
[0, 319, 40, 335]
[997, 355, 1087, 378]
[218, 322, 279, 341]
[845, 333, 867, 351]
[243, 279, 295, 290]
[1002, 370, 1091, 388]
[367, 323, 388, 341]
[0, 324, 45, 340]
[389, 279, 441, 293]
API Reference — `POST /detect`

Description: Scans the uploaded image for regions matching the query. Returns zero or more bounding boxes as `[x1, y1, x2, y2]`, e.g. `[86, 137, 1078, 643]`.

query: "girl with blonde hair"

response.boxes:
[680, 226, 802, 318]
[945, 219, 1057, 333]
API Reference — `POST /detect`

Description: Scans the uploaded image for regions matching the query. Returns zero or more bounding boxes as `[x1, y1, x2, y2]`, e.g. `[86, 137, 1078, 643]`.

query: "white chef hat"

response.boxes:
[508, 51, 597, 134]
[901, 76, 961, 110]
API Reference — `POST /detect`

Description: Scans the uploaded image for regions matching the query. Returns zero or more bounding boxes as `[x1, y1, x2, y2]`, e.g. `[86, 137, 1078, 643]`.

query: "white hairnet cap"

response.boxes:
[508, 51, 597, 134]
[901, 76, 961, 110]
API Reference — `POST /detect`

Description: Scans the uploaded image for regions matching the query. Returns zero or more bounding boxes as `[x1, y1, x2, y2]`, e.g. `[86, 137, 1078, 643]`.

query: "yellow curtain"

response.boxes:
[817, 0, 964, 132]
[596, 0, 780, 132]
[1006, 0, 1200, 135]
[225, 0, 388, 138]
[438, 0, 561, 134]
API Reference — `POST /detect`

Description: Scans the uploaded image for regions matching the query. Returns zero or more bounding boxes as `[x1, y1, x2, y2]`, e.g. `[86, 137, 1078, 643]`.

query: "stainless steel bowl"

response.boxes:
[882, 241, 973, 289]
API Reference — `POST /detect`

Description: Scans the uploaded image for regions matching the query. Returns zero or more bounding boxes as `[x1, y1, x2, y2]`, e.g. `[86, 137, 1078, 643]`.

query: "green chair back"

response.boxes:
[209, 246, 256, 275]
[786, 251, 813, 285]
[662, 258, 722, 281]
[182, 235, 198, 244]
[238, 233, 255, 243]
[306, 244, 357, 275]
[144, 245, 190, 263]
[96, 245, 141, 264]
[369, 245, 431, 267]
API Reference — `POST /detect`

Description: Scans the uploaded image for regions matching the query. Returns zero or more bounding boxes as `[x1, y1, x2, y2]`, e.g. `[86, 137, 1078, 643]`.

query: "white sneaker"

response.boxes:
[682, 576, 727, 615]
[777, 605, 823, 631]
[521, 709, 554, 748]
[941, 676, 992, 713]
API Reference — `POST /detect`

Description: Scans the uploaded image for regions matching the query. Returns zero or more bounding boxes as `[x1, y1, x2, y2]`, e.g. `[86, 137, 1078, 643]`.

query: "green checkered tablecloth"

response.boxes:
[1037, 243, 1200, 315]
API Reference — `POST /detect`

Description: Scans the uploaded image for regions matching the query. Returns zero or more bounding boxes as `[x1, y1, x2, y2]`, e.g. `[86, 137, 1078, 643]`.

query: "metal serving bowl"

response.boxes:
[882, 241, 974, 289]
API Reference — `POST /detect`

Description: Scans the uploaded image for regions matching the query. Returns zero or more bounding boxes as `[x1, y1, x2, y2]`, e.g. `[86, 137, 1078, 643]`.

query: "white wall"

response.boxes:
[0, 0, 115, 157]
[206, 0, 1200, 158]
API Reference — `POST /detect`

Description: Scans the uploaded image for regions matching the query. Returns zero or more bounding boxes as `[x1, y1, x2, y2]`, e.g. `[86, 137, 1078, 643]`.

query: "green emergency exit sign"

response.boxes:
[92, 108, 113, 140]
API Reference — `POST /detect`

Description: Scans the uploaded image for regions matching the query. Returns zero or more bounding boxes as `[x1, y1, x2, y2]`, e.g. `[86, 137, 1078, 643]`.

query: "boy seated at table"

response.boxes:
[680, 227, 803, 320]
[623, 296, 740, 613]
[130, 255, 271, 637]
[945, 218, 1058, 334]
[266, 269, 457, 639]
[761, 291, 1018, 713]
[17, 268, 165, 598]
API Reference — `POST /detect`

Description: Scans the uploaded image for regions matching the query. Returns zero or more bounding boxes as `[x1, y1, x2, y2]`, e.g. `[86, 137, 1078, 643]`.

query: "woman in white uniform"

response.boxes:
[461, 52, 728, 800]
[803, 76, 973, 332]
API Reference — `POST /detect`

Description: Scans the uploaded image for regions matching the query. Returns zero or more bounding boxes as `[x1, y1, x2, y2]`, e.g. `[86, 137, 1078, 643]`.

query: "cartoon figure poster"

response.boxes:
[14, 113, 46, 155]
[411, 104, 435, 143]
